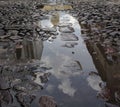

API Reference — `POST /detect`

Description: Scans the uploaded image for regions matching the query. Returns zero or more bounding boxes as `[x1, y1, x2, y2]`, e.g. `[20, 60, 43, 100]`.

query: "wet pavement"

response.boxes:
[0, 0, 120, 107]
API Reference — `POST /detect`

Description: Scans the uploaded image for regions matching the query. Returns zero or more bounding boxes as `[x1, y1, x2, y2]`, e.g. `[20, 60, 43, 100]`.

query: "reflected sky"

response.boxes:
[36, 11, 101, 107]
[0, 1, 120, 107]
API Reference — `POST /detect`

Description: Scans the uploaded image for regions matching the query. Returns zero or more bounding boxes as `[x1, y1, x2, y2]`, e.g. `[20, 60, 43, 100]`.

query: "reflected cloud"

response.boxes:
[87, 73, 103, 91]
[60, 14, 77, 26]
[58, 79, 76, 97]
[41, 52, 82, 97]
[51, 55, 82, 97]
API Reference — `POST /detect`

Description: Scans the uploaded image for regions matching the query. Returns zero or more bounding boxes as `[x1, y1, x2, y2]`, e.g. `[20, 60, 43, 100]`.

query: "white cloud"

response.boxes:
[58, 79, 76, 97]
[87, 73, 103, 91]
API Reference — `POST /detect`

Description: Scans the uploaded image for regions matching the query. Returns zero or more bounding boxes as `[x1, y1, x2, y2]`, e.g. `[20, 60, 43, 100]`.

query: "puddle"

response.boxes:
[30, 11, 104, 107]
[0, 1, 120, 107]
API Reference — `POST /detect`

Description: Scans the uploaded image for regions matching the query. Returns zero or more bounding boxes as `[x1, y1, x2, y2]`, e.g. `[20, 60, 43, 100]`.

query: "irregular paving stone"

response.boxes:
[39, 95, 57, 107]
[36, 4, 44, 9]
[38, 66, 53, 72]
[0, 90, 13, 104]
[0, 76, 10, 90]
[0, 29, 5, 36]
[73, 0, 120, 66]
[60, 33, 79, 41]
[13, 81, 43, 92]
[58, 22, 72, 27]
[59, 26, 74, 33]
[16, 92, 36, 107]
[0, 23, 4, 29]
[115, 91, 120, 103]
[62, 42, 78, 48]
[105, 103, 119, 107]
[42, 27, 57, 32]
[9, 36, 23, 41]
[97, 87, 111, 101]
[40, 72, 51, 83]
[0, 41, 10, 49]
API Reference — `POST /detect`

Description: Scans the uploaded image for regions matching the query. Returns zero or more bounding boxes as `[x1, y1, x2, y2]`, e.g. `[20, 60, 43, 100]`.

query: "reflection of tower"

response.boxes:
[22, 38, 43, 60]
[50, 12, 59, 27]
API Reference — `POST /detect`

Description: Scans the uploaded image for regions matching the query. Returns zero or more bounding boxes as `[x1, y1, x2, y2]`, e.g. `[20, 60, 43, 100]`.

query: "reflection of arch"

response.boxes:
[22, 38, 43, 60]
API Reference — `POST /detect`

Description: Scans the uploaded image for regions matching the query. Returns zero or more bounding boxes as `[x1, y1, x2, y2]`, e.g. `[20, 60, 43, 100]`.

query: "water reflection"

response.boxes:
[51, 12, 59, 27]
[39, 11, 103, 107]
[42, 54, 83, 97]
[15, 38, 43, 61]
[86, 41, 120, 106]
[0, 39, 50, 107]
[0, 38, 43, 64]
[22, 38, 43, 60]
[15, 41, 23, 60]
[55, 58, 82, 97]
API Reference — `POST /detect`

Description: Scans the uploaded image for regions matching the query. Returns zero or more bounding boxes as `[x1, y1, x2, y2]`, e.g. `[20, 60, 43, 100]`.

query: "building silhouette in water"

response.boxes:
[22, 38, 43, 60]
[15, 38, 43, 61]
[86, 41, 120, 105]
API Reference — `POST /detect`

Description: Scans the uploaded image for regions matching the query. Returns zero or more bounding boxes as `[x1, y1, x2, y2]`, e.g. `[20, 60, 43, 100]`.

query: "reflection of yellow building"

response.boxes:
[50, 12, 59, 26]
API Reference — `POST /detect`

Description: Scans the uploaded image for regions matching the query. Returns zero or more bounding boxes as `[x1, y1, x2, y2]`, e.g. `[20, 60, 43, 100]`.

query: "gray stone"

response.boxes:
[58, 23, 72, 27]
[16, 92, 36, 107]
[60, 33, 79, 41]
[13, 81, 43, 92]
[0, 24, 4, 29]
[0, 90, 13, 104]
[42, 27, 57, 32]
[59, 26, 74, 33]
[0, 29, 5, 36]
[0, 76, 10, 90]
[39, 96, 57, 107]
[9, 36, 22, 40]
[40, 72, 51, 83]
[62, 42, 78, 48]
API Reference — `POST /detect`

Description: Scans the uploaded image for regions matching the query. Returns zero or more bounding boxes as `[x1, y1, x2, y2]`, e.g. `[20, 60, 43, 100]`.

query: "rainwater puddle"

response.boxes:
[31, 10, 105, 107]
[1, 2, 117, 107]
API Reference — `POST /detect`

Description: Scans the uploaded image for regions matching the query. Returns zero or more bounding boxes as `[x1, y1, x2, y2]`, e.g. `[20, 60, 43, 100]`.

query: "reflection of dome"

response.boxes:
[50, 12, 59, 26]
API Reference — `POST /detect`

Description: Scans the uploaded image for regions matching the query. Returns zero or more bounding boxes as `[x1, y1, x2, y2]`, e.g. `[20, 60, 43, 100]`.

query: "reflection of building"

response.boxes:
[22, 38, 43, 60]
[50, 12, 59, 26]
[86, 41, 120, 104]
[0, 38, 43, 64]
